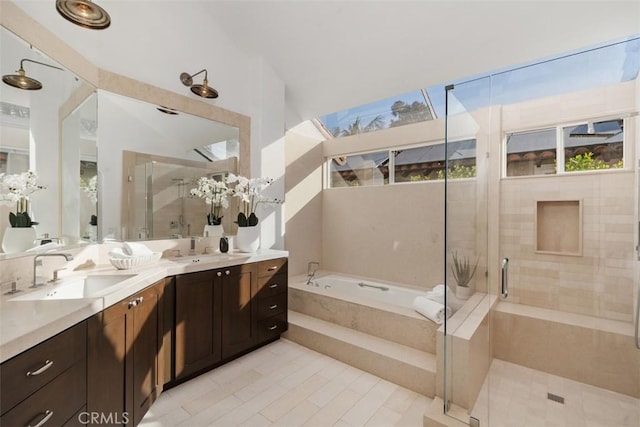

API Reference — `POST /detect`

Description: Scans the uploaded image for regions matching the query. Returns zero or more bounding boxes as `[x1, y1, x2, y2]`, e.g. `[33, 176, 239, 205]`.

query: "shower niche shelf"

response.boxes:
[535, 200, 582, 256]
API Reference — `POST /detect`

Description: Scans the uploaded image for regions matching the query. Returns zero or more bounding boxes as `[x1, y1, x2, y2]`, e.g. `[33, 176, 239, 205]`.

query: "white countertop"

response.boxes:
[0, 249, 288, 363]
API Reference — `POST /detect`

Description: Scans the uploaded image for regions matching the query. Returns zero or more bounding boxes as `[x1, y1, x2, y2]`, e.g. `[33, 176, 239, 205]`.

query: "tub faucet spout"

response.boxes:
[306, 262, 319, 285]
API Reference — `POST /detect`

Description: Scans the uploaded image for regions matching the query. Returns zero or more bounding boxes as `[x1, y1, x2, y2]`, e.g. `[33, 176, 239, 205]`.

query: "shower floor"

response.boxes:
[470, 359, 639, 427]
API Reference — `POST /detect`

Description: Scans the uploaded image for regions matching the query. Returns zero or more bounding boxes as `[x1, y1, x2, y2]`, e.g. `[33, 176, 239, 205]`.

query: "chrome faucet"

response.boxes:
[306, 262, 319, 285]
[32, 253, 73, 288]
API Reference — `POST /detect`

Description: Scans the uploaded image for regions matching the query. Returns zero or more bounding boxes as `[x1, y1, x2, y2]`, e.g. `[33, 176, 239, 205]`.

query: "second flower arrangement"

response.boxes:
[189, 173, 281, 232]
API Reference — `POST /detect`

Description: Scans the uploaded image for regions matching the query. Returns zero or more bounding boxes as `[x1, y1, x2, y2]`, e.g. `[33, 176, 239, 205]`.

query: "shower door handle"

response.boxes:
[501, 258, 509, 299]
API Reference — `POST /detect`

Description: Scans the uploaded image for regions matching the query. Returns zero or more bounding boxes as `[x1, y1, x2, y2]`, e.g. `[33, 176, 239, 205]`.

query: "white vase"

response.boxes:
[87, 224, 98, 242]
[236, 226, 260, 253]
[2, 227, 37, 253]
[204, 224, 224, 239]
[456, 285, 474, 301]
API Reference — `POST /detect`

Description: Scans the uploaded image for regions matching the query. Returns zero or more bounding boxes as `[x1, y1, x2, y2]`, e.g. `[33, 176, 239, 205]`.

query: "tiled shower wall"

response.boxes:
[499, 172, 635, 322]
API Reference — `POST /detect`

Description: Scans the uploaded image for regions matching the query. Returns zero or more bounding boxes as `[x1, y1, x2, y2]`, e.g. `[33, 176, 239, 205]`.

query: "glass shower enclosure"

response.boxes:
[443, 36, 640, 425]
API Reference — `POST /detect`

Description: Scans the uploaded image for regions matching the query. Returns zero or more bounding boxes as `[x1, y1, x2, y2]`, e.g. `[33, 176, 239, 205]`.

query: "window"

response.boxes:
[319, 90, 436, 138]
[327, 139, 477, 188]
[328, 151, 389, 188]
[563, 119, 624, 172]
[504, 118, 625, 177]
[505, 129, 557, 177]
[393, 139, 476, 182]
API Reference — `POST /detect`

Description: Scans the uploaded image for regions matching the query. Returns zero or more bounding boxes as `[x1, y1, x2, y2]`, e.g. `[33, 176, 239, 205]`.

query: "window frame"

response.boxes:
[502, 115, 630, 179]
[325, 138, 478, 189]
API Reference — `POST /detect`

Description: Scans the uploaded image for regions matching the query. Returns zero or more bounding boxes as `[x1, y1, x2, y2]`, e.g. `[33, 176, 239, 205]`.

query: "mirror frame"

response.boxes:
[0, 2, 251, 255]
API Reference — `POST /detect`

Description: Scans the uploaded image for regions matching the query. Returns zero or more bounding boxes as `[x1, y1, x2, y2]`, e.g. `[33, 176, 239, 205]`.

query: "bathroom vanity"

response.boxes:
[0, 251, 288, 426]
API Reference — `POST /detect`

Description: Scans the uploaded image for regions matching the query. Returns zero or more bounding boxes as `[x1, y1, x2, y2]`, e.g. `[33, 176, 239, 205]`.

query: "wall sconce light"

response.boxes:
[56, 0, 111, 30]
[2, 58, 63, 90]
[180, 69, 219, 99]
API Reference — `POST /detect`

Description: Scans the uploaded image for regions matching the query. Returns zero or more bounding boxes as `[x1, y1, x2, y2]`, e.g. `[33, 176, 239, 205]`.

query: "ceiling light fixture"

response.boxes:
[180, 69, 219, 99]
[56, 0, 111, 30]
[2, 58, 63, 90]
[157, 106, 179, 115]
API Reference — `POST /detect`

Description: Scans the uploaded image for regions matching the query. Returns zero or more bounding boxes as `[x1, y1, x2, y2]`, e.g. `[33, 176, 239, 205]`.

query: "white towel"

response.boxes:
[431, 284, 446, 295]
[412, 296, 451, 324]
[122, 242, 153, 256]
[424, 284, 464, 313]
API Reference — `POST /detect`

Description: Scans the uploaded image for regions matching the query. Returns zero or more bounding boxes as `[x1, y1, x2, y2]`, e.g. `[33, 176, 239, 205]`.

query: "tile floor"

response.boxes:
[470, 359, 640, 427]
[140, 338, 430, 427]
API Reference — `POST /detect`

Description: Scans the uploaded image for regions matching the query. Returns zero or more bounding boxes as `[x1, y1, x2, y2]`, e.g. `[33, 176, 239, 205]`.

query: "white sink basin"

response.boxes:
[10, 274, 137, 301]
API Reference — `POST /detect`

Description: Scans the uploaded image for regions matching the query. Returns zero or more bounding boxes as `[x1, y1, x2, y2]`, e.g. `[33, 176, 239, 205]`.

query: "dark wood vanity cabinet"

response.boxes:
[172, 258, 288, 383]
[174, 263, 257, 380]
[87, 279, 165, 426]
[0, 321, 87, 427]
[255, 258, 288, 341]
[221, 263, 258, 359]
[174, 270, 222, 380]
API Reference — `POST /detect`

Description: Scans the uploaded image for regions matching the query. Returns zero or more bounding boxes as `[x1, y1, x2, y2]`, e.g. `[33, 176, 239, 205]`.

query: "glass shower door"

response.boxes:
[443, 76, 492, 424]
[490, 40, 640, 426]
[444, 36, 640, 426]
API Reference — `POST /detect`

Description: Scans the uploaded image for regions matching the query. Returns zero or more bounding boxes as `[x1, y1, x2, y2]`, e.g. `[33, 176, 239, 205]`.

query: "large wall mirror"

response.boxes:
[0, 6, 250, 259]
[0, 25, 96, 257]
[98, 90, 240, 241]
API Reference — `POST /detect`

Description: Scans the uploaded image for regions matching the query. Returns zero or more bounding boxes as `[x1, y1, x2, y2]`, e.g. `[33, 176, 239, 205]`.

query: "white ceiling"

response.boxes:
[10, 0, 640, 123]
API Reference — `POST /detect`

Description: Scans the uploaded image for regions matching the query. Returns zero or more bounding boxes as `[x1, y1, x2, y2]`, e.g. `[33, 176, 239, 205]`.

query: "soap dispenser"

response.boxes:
[219, 235, 229, 253]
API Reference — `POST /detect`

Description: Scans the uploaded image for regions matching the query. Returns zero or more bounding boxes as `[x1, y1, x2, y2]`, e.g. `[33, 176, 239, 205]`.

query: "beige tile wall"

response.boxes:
[499, 172, 636, 321]
[492, 302, 640, 398]
[322, 180, 479, 291]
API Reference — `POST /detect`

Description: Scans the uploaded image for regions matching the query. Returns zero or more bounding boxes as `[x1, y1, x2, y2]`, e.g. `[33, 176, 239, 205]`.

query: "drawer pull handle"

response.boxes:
[268, 325, 278, 331]
[268, 284, 278, 289]
[225, 270, 230, 275]
[128, 296, 145, 308]
[217, 272, 222, 277]
[269, 304, 278, 310]
[29, 409, 53, 427]
[267, 266, 278, 271]
[26, 360, 53, 377]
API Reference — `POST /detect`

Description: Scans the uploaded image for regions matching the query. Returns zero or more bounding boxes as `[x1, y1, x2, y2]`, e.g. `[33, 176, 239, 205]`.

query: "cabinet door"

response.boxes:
[175, 271, 222, 379]
[87, 298, 129, 425]
[87, 280, 164, 426]
[130, 282, 163, 426]
[221, 264, 257, 358]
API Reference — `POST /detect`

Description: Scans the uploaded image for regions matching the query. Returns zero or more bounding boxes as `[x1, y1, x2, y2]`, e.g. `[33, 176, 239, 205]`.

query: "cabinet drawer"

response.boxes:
[1, 358, 86, 427]
[256, 273, 287, 299]
[257, 258, 287, 278]
[1, 321, 86, 415]
[257, 313, 288, 342]
[257, 293, 287, 319]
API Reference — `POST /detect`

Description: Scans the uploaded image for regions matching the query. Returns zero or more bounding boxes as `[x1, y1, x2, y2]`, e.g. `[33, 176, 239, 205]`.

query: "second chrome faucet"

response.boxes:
[32, 253, 73, 288]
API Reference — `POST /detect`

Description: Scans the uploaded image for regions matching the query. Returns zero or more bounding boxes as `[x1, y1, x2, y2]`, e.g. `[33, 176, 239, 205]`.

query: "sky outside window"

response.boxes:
[319, 35, 639, 135]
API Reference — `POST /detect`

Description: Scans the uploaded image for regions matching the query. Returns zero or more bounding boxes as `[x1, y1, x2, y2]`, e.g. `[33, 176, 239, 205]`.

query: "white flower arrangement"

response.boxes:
[0, 170, 46, 209]
[189, 176, 230, 225]
[81, 175, 98, 204]
[226, 173, 280, 227]
[0, 170, 46, 227]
